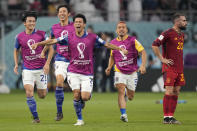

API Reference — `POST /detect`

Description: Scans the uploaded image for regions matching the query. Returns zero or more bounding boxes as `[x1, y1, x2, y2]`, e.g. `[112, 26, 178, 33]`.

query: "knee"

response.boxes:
[173, 90, 180, 96]
[73, 93, 81, 100]
[56, 81, 64, 87]
[81, 96, 90, 101]
[128, 95, 134, 101]
[38, 94, 46, 99]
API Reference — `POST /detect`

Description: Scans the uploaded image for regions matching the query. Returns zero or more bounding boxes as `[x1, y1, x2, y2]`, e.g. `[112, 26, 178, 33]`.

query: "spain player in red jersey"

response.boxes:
[152, 13, 187, 124]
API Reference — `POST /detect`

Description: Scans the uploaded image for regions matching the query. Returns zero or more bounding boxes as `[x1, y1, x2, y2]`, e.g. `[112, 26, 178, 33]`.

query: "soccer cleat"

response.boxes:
[169, 117, 181, 124]
[32, 118, 40, 123]
[163, 117, 170, 124]
[74, 120, 85, 126]
[55, 112, 63, 121]
[120, 114, 128, 122]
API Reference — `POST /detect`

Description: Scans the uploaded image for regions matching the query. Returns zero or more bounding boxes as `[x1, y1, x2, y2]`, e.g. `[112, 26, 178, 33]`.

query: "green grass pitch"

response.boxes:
[0, 90, 197, 131]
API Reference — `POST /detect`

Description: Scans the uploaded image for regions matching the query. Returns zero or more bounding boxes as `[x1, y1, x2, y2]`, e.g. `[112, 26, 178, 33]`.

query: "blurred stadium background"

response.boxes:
[0, 0, 197, 92]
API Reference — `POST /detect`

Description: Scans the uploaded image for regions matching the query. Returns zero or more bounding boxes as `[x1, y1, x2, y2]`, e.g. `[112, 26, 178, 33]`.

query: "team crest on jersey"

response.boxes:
[166, 77, 171, 84]
[61, 30, 68, 38]
[158, 35, 164, 40]
[119, 45, 127, 60]
[77, 42, 86, 59]
[174, 37, 178, 40]
[27, 39, 36, 54]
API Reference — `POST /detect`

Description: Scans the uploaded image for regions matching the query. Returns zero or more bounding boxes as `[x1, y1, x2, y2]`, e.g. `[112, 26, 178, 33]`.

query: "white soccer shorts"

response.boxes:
[67, 72, 93, 92]
[54, 61, 69, 80]
[114, 71, 138, 91]
[22, 69, 47, 89]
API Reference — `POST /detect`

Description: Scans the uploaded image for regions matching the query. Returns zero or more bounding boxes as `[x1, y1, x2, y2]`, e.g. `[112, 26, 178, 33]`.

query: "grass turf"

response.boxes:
[0, 90, 196, 131]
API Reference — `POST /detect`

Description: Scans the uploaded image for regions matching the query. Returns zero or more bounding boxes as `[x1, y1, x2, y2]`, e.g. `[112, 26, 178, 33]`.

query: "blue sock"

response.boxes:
[73, 100, 82, 120]
[120, 108, 126, 115]
[26, 97, 38, 119]
[55, 87, 64, 113]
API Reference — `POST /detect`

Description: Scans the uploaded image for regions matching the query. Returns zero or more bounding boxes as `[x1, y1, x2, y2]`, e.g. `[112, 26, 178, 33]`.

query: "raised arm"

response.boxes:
[31, 38, 58, 50]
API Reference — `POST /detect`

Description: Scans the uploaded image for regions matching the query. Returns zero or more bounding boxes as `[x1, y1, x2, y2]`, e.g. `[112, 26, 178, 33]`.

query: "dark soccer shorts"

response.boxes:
[163, 71, 185, 87]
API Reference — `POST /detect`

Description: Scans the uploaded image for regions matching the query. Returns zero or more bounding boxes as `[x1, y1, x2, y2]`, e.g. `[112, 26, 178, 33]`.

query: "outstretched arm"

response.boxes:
[105, 53, 114, 76]
[104, 42, 128, 55]
[13, 49, 20, 75]
[31, 38, 58, 50]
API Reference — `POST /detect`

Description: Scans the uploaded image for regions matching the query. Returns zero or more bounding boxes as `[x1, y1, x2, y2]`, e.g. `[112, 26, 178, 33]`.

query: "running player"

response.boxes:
[31, 14, 128, 126]
[105, 21, 147, 122]
[13, 11, 53, 123]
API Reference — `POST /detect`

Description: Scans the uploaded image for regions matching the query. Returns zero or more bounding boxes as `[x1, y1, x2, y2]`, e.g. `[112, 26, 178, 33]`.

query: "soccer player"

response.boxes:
[105, 21, 147, 122]
[13, 11, 53, 123]
[31, 14, 128, 126]
[42, 5, 75, 121]
[152, 13, 187, 124]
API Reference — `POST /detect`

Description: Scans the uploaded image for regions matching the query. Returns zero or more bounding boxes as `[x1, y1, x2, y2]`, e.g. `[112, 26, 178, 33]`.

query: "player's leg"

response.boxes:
[54, 61, 68, 121]
[22, 70, 40, 123]
[162, 71, 177, 124]
[67, 73, 84, 125]
[126, 72, 138, 101]
[36, 70, 48, 99]
[167, 86, 181, 124]
[114, 72, 128, 122]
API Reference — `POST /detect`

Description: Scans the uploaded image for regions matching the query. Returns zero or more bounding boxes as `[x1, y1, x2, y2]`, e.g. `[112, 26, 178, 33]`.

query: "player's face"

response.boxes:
[58, 7, 70, 21]
[74, 18, 86, 33]
[24, 17, 36, 30]
[116, 23, 128, 37]
[178, 16, 187, 30]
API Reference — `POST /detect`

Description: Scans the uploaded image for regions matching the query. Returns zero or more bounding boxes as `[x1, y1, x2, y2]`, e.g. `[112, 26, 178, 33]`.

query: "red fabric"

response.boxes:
[169, 95, 178, 116]
[152, 28, 184, 73]
[163, 95, 171, 116]
[163, 71, 185, 87]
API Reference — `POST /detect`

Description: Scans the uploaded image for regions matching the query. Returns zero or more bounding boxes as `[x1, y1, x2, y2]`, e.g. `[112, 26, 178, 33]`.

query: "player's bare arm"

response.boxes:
[31, 38, 58, 50]
[138, 49, 147, 74]
[13, 49, 20, 75]
[105, 42, 128, 55]
[105, 54, 115, 76]
[43, 45, 54, 74]
[152, 45, 174, 66]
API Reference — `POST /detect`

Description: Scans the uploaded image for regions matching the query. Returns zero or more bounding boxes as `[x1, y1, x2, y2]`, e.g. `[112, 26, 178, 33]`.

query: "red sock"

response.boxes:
[163, 95, 171, 116]
[169, 95, 178, 116]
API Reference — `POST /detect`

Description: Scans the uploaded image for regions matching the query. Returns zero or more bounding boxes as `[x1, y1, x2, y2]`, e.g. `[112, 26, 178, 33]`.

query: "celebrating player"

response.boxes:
[152, 13, 187, 124]
[42, 5, 75, 121]
[13, 11, 53, 123]
[31, 13, 128, 126]
[105, 21, 146, 122]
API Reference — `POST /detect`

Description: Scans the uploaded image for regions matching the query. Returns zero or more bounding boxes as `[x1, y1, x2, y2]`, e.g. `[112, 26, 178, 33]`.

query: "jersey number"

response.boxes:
[177, 42, 183, 50]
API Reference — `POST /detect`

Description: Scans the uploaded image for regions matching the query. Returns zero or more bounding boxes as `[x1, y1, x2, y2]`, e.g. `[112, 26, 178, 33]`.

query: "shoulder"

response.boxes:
[128, 36, 136, 41]
[51, 23, 59, 29]
[36, 30, 46, 36]
[110, 38, 117, 44]
[162, 28, 174, 36]
[16, 32, 25, 39]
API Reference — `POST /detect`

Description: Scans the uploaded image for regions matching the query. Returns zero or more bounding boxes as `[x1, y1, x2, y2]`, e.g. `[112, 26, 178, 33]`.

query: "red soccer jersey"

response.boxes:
[152, 28, 184, 73]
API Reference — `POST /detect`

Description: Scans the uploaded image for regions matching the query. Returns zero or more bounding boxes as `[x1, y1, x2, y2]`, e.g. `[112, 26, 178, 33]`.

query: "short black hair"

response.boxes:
[57, 4, 70, 13]
[172, 13, 186, 23]
[73, 14, 87, 24]
[22, 11, 37, 22]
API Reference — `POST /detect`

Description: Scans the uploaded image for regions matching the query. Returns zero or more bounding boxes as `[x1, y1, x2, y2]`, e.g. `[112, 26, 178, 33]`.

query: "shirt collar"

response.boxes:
[116, 35, 128, 41]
